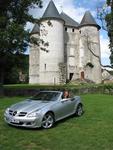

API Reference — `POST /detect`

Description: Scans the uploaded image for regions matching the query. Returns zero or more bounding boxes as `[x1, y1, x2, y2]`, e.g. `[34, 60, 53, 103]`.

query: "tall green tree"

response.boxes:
[105, 0, 113, 67]
[0, 0, 42, 84]
[97, 0, 113, 67]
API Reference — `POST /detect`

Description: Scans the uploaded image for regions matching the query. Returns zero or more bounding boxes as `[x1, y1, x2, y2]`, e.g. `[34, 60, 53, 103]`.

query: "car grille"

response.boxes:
[18, 112, 27, 117]
[9, 110, 17, 116]
[11, 122, 24, 125]
[9, 110, 27, 117]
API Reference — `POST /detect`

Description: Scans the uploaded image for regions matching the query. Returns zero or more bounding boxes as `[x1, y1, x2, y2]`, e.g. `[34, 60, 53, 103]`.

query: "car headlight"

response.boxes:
[5, 108, 9, 114]
[27, 111, 40, 118]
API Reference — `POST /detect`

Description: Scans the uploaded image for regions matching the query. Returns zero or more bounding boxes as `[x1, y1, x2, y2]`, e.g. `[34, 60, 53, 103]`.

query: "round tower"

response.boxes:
[79, 11, 102, 83]
[29, 24, 40, 84]
[39, 0, 65, 84]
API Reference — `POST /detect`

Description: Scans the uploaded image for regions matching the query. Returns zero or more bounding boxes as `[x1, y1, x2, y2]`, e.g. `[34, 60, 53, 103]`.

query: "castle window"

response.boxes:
[72, 28, 74, 32]
[81, 71, 84, 80]
[65, 27, 67, 31]
[70, 48, 74, 56]
[44, 64, 46, 70]
[69, 73, 74, 81]
[79, 30, 81, 34]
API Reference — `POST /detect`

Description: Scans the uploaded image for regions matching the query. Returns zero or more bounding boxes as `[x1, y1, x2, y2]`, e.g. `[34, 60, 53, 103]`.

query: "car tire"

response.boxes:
[75, 104, 83, 117]
[41, 112, 55, 129]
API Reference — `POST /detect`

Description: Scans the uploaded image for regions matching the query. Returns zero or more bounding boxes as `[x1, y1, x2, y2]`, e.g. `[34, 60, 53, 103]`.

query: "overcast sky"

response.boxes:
[27, 0, 110, 66]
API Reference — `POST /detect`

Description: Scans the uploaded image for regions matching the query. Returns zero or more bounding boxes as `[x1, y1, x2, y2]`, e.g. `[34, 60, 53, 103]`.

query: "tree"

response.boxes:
[97, 0, 113, 67]
[0, 0, 43, 84]
[105, 0, 113, 67]
[4, 54, 29, 84]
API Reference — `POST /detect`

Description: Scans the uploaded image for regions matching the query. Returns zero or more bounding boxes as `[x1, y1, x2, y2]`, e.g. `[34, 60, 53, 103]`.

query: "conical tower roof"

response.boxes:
[60, 12, 79, 28]
[42, 0, 63, 21]
[31, 24, 40, 34]
[80, 11, 100, 30]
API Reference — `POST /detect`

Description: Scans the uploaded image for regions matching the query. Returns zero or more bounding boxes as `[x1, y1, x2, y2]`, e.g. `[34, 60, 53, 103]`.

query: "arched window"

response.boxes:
[81, 71, 84, 80]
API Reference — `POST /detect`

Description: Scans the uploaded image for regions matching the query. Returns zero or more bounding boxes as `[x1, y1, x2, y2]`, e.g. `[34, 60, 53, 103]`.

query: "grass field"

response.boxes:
[0, 94, 113, 150]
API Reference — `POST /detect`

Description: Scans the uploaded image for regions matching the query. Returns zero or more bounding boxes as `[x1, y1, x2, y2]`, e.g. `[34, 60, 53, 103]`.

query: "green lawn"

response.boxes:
[0, 94, 113, 150]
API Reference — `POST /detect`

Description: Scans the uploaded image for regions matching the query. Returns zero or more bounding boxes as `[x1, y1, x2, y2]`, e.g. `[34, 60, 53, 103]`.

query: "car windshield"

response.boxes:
[30, 92, 60, 101]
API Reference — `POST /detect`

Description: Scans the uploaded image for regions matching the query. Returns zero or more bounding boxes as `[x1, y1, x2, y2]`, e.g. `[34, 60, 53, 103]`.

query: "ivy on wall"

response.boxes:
[59, 63, 66, 84]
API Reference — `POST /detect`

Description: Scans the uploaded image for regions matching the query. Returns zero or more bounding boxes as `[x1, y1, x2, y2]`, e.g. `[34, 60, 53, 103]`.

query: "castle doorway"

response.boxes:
[69, 73, 74, 81]
[81, 71, 84, 80]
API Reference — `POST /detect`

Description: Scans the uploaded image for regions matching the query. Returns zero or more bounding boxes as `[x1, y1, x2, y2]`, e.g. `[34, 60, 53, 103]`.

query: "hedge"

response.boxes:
[1, 83, 113, 96]
[0, 84, 4, 97]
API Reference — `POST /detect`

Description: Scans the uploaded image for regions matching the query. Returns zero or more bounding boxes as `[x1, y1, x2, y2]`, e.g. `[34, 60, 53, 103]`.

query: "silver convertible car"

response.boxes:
[4, 91, 83, 129]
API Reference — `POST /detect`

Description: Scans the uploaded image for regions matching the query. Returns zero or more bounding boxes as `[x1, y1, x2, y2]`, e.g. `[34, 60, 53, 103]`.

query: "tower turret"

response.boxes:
[79, 11, 101, 83]
[39, 0, 65, 84]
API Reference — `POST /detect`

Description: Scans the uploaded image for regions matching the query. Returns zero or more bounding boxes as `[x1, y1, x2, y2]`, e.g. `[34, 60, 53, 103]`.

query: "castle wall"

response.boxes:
[79, 26, 102, 83]
[29, 34, 40, 84]
[29, 14, 102, 84]
[64, 27, 79, 81]
[39, 19, 64, 84]
[29, 25, 102, 84]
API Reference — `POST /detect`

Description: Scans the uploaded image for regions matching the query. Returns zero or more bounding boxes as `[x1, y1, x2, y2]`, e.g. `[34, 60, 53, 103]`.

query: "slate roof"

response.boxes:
[31, 3, 100, 34]
[60, 12, 79, 28]
[31, 24, 40, 34]
[42, 0, 62, 21]
[80, 11, 100, 30]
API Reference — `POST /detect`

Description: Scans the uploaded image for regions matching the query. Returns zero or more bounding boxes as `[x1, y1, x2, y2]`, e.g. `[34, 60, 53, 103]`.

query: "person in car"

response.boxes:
[63, 90, 70, 99]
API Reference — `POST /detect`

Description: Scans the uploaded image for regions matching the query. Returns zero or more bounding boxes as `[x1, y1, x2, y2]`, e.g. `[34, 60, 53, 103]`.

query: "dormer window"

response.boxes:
[65, 27, 67, 31]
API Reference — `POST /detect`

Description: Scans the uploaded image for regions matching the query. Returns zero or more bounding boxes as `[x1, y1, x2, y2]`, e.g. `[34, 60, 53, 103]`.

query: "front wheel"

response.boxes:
[75, 104, 83, 117]
[41, 112, 55, 129]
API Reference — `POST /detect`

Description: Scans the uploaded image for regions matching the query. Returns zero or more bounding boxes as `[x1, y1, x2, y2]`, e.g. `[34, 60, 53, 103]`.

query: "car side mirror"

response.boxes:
[61, 98, 67, 102]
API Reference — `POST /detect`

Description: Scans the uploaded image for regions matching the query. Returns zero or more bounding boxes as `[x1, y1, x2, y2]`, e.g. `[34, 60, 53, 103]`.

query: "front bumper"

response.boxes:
[4, 113, 42, 128]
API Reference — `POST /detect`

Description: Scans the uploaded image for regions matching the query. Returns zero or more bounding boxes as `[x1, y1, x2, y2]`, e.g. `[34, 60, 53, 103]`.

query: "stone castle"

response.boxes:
[29, 0, 102, 84]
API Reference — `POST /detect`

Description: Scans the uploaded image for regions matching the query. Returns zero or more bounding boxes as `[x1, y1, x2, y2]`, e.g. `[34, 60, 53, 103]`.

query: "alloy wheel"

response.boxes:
[42, 113, 54, 129]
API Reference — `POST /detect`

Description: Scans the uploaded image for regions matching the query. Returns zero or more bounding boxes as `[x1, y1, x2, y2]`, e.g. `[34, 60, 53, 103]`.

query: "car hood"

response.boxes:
[10, 99, 52, 113]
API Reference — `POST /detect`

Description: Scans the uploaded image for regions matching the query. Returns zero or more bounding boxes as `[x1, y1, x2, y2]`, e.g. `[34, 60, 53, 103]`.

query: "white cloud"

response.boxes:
[52, 0, 88, 23]
[28, 0, 87, 23]
[100, 35, 110, 57]
[62, 4, 87, 23]
[100, 35, 110, 65]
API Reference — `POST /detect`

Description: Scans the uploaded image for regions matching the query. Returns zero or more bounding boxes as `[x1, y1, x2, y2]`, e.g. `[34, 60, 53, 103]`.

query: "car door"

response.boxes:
[61, 98, 75, 116]
[53, 98, 75, 120]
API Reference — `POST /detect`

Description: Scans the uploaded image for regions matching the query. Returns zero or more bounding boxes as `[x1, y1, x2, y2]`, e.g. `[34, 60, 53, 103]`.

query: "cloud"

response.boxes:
[100, 35, 110, 65]
[28, 0, 95, 26]
[100, 35, 110, 57]
[28, 0, 98, 24]
[61, 1, 87, 23]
